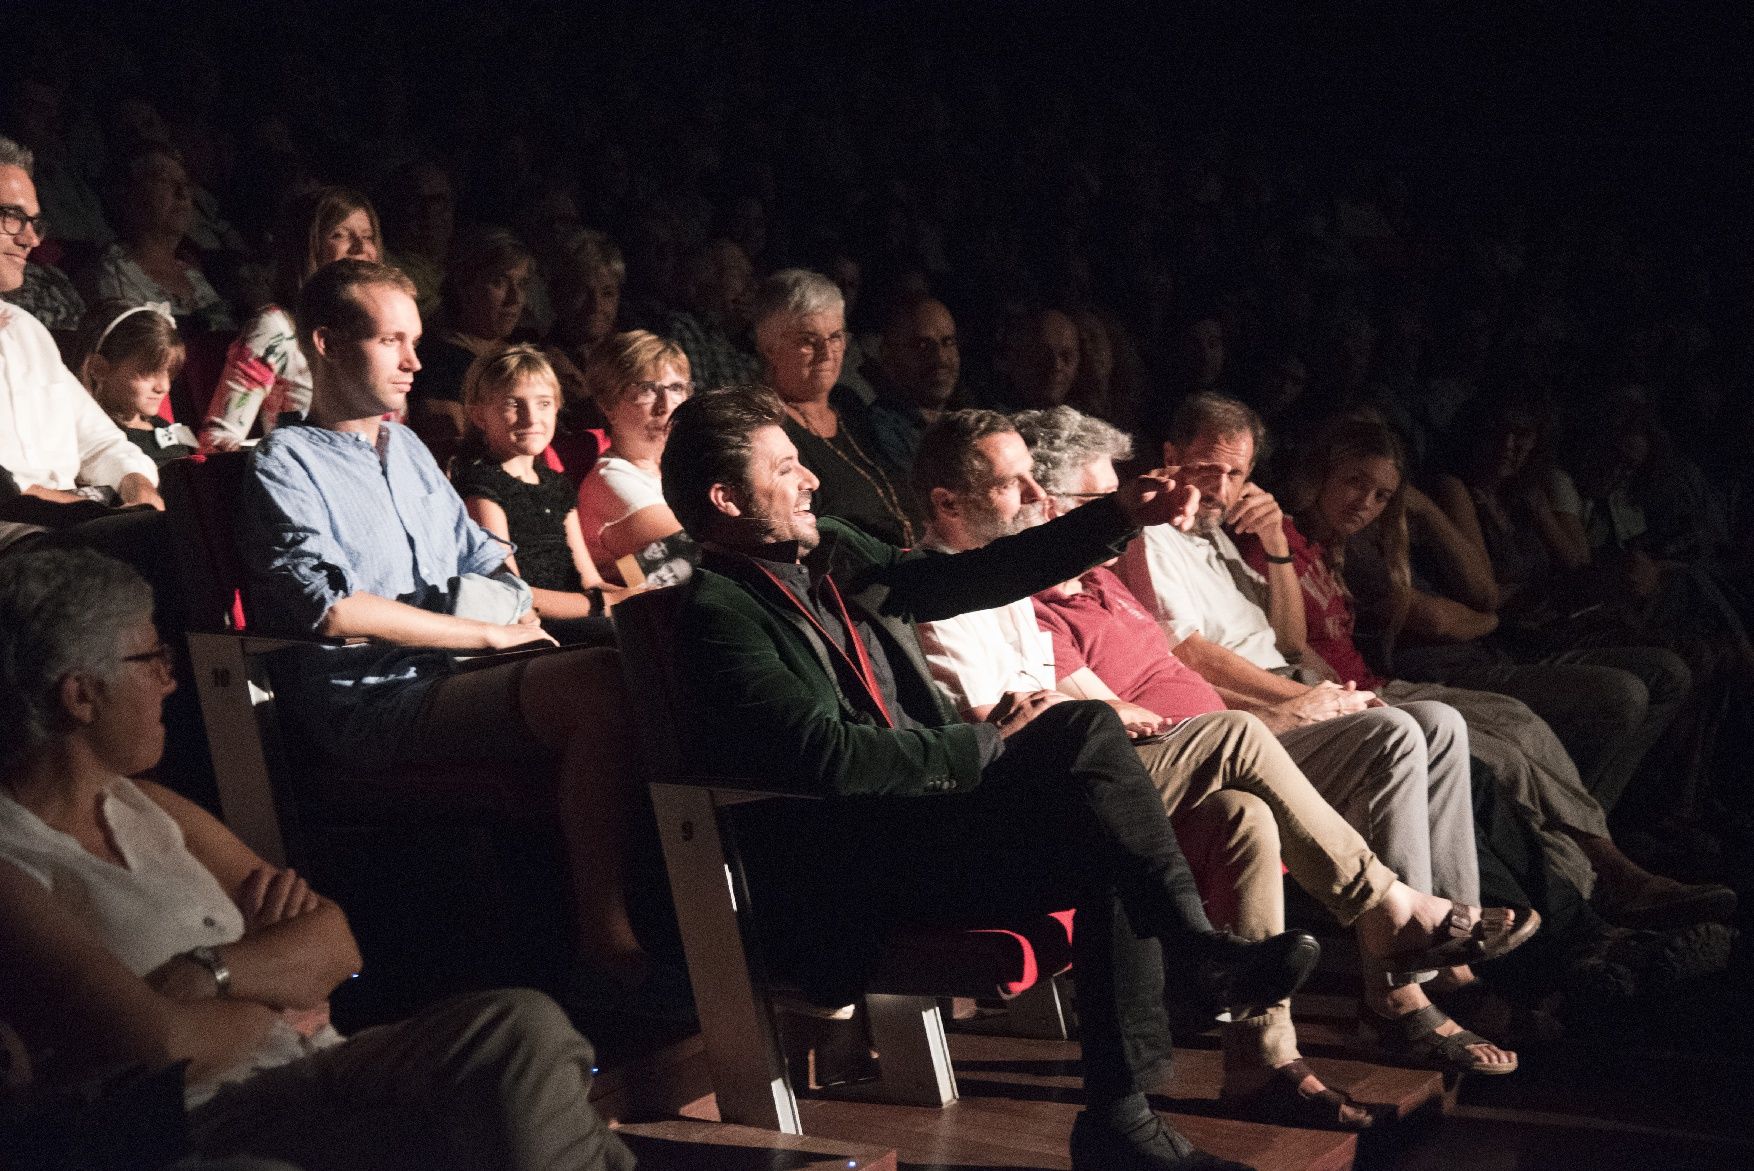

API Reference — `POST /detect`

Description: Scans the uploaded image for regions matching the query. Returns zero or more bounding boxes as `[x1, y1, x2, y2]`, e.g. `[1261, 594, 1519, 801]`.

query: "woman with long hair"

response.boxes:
[199, 186, 382, 449]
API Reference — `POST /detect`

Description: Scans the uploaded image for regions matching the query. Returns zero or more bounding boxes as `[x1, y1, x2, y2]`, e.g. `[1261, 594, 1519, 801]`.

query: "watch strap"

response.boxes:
[187, 945, 231, 997]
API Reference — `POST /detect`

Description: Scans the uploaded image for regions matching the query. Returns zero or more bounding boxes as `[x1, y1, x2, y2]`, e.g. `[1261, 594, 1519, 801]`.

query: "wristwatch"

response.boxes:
[186, 945, 232, 997]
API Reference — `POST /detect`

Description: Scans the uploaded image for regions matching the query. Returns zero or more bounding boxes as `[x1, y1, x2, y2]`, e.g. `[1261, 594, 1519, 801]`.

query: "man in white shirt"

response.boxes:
[0, 135, 161, 513]
[913, 408, 1527, 1097]
[1139, 392, 1732, 931]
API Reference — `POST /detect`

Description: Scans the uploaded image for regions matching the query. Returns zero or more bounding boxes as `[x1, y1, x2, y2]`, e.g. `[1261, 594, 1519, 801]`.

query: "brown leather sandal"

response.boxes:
[1379, 904, 1541, 979]
[1222, 1059, 1384, 1130]
[1359, 1001, 1518, 1075]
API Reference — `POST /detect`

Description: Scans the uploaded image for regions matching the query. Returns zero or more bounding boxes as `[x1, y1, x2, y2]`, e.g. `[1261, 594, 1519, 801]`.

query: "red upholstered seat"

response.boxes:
[875, 917, 1074, 1000]
[614, 585, 1077, 1004]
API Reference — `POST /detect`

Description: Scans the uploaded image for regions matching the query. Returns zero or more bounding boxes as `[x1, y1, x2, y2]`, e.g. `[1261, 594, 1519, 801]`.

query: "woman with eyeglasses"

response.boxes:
[752, 268, 921, 546]
[90, 145, 232, 333]
[575, 330, 699, 586]
[0, 547, 633, 1171]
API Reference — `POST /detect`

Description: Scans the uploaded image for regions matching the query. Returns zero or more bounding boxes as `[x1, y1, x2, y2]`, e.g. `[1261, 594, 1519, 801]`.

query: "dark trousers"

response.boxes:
[1469, 752, 1606, 996]
[748, 700, 1211, 1098]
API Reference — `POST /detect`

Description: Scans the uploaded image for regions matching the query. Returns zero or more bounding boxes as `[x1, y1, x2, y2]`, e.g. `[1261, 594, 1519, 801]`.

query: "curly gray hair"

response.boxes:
[0, 135, 34, 175]
[1014, 405, 1134, 500]
[750, 268, 844, 341]
[0, 548, 153, 773]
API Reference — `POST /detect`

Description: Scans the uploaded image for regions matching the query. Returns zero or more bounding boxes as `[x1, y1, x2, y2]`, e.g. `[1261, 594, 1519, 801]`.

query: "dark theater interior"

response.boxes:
[2, 3, 1752, 1168]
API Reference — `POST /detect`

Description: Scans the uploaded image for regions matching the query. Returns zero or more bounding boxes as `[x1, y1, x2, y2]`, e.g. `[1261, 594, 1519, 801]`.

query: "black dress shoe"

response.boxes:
[1164, 930, 1321, 1030]
[1069, 1108, 1256, 1170]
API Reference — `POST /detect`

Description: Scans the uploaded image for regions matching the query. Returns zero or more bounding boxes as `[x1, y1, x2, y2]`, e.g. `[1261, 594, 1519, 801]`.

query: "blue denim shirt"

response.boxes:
[238, 419, 513, 764]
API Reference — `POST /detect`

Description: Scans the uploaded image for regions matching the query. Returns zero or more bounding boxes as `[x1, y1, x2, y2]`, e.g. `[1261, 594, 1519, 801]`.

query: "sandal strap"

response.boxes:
[1429, 1025, 1494, 1064]
[1370, 1001, 1449, 1043]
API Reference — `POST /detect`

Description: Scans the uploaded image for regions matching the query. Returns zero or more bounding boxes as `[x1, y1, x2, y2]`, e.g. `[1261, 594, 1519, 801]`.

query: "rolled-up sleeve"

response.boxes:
[448, 485, 512, 577]
[238, 446, 354, 634]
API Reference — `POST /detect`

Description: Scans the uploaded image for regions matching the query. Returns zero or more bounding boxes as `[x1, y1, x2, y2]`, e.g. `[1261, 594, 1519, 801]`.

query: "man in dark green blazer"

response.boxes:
[655, 387, 1319, 1171]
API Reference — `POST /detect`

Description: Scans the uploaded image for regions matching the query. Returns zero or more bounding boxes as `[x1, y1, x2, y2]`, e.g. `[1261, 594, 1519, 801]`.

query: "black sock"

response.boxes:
[1092, 1091, 1154, 1132]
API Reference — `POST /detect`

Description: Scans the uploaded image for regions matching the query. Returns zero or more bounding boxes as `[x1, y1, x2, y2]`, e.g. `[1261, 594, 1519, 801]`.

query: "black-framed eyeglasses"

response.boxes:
[1057, 492, 1112, 500]
[122, 643, 175, 681]
[627, 380, 695, 405]
[0, 205, 48, 241]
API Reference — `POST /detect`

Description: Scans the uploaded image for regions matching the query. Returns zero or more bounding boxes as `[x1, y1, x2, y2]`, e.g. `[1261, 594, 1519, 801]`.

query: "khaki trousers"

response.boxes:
[1136, 710, 1400, 1072]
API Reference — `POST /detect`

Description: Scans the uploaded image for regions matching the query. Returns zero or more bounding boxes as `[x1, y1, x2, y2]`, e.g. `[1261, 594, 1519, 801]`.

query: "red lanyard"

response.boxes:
[752, 564, 896, 728]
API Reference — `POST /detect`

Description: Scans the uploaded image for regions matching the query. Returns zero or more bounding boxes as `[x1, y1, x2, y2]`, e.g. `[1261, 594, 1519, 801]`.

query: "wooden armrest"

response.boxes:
[184, 628, 357, 651]
[650, 778, 825, 805]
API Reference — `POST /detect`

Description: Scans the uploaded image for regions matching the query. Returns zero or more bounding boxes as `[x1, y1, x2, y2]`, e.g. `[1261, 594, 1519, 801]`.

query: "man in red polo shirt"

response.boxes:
[912, 408, 1536, 1120]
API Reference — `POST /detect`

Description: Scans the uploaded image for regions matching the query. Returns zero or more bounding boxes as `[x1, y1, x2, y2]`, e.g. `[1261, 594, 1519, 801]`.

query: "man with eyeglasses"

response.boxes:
[0, 135, 163, 527]
[864, 292, 964, 486]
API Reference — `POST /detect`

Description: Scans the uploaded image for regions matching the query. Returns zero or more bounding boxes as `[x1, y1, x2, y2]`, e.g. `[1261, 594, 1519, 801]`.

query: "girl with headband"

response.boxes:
[72, 300, 198, 468]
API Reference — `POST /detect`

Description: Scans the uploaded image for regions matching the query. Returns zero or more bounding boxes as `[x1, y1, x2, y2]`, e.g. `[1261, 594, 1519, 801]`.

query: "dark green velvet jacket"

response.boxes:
[669, 496, 1142, 798]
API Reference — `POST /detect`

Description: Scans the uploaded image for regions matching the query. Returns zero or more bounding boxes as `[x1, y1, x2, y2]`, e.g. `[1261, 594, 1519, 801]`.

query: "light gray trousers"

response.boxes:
[190, 989, 634, 1171]
[1277, 701, 1480, 907]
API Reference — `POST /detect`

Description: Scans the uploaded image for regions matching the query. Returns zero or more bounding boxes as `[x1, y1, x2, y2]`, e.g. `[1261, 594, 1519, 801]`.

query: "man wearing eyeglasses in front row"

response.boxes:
[0, 134, 163, 537]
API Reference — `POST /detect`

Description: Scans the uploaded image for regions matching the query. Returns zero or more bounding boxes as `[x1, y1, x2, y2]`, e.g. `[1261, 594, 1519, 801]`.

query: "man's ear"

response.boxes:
[310, 327, 332, 362]
[928, 484, 960, 523]
[1041, 494, 1065, 521]
[707, 481, 744, 519]
[56, 672, 100, 730]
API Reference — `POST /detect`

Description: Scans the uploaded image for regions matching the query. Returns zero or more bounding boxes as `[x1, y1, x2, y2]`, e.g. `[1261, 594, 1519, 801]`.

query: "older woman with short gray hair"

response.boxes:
[0, 546, 633, 1171]
[752, 267, 920, 544]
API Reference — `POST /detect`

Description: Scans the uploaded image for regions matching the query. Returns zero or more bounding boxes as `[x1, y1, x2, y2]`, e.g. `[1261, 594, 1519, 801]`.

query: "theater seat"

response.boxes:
[613, 586, 1074, 1135]
[160, 451, 570, 1013]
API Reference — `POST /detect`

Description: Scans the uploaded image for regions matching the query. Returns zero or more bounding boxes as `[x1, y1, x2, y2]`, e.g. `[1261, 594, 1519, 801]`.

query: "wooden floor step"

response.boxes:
[790, 1032, 1369, 1171]
[617, 1118, 897, 1169]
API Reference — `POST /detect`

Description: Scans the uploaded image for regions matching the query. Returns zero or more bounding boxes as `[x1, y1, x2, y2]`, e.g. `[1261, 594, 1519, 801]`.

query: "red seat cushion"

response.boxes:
[871, 911, 1076, 1000]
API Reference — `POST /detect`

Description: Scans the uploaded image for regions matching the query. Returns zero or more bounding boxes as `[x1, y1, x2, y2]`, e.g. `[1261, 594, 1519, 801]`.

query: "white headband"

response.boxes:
[94, 301, 175, 356]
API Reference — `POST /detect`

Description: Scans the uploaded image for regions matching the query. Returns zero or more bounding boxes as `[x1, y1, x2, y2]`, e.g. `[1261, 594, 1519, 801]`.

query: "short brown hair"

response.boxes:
[583, 330, 688, 410]
[462, 343, 560, 415]
[295, 258, 417, 358]
[441, 227, 532, 317]
[909, 408, 1018, 503]
[1165, 392, 1268, 461]
[660, 384, 787, 539]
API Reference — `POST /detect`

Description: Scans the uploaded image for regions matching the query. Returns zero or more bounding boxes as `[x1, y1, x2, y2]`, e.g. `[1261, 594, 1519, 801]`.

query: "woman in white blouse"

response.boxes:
[0, 547, 630, 1171]
[90, 146, 232, 333]
[576, 330, 695, 584]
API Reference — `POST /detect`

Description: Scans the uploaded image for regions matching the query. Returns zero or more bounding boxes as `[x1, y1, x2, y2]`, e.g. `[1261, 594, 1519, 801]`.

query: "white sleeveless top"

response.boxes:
[0, 778, 340, 1106]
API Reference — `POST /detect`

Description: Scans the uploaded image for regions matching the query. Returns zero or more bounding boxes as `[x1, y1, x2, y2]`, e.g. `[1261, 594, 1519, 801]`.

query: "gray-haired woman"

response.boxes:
[0, 548, 631, 1171]
[752, 267, 920, 544]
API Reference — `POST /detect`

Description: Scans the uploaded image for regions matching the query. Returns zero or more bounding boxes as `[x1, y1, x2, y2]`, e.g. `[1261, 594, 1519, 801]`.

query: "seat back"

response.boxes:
[159, 450, 252, 632]
[611, 584, 692, 784]
[173, 329, 238, 428]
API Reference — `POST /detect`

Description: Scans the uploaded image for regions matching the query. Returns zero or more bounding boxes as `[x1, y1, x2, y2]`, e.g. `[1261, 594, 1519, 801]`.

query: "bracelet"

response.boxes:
[186, 945, 231, 997]
[584, 587, 605, 617]
[1263, 552, 1295, 565]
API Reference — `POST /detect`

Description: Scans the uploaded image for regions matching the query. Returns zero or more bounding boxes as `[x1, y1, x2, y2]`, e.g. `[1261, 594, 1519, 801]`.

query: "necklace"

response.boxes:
[784, 404, 915, 544]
